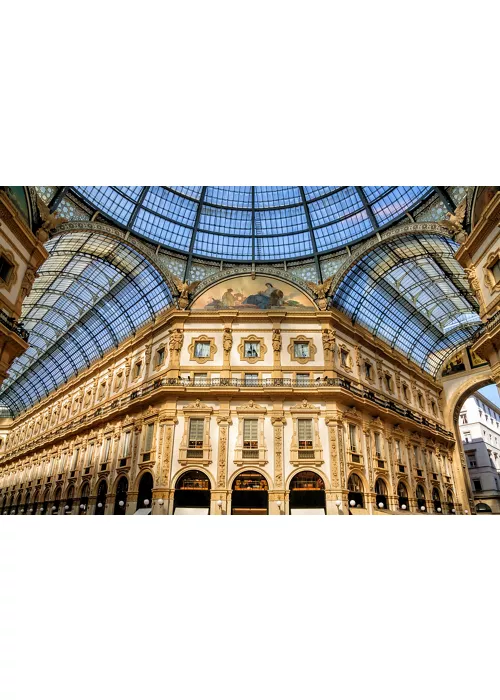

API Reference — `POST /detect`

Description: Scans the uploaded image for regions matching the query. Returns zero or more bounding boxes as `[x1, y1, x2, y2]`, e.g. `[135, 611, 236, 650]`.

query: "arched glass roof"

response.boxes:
[332, 234, 482, 376]
[0, 231, 173, 416]
[71, 186, 435, 261]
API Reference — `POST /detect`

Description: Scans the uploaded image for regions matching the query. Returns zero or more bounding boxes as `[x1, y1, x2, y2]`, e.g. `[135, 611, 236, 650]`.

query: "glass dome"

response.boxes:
[71, 186, 434, 261]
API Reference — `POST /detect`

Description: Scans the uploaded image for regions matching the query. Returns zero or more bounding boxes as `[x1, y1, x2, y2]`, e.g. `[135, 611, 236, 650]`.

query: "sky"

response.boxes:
[478, 384, 500, 408]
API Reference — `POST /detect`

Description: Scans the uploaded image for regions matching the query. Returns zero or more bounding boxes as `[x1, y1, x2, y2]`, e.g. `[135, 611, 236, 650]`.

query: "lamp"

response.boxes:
[80, 504, 85, 510]
[52, 506, 57, 512]
[420, 506, 426, 512]
[452, 508, 456, 513]
[158, 499, 164, 506]
[464, 509, 468, 514]
[349, 499, 356, 507]
[143, 499, 150, 506]
[97, 502, 103, 508]
[118, 500, 124, 507]
[29, 508, 33, 513]
[217, 499, 222, 508]
[11, 510, 15, 514]
[40, 507, 44, 513]
[378, 502, 384, 509]
[20, 509, 24, 514]
[437, 507, 442, 513]
[401, 504, 407, 510]
[64, 505, 69, 510]
[335, 499, 342, 507]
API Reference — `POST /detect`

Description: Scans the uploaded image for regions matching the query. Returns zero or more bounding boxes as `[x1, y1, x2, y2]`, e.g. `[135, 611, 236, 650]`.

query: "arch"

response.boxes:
[286, 465, 330, 490]
[173, 469, 211, 513]
[0, 228, 176, 417]
[289, 470, 326, 513]
[476, 502, 493, 513]
[137, 471, 154, 511]
[330, 233, 482, 376]
[347, 472, 366, 509]
[79, 480, 90, 515]
[416, 484, 427, 512]
[446, 489, 456, 515]
[65, 484, 75, 515]
[229, 466, 274, 491]
[171, 466, 216, 491]
[374, 477, 389, 510]
[397, 480, 410, 511]
[231, 469, 269, 515]
[113, 476, 129, 515]
[95, 479, 108, 515]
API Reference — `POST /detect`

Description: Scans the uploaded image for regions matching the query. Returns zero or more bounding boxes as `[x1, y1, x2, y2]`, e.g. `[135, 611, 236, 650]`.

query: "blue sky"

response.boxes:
[478, 384, 500, 408]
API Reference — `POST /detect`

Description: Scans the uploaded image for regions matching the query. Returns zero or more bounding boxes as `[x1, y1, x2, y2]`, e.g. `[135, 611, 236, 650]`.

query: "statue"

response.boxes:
[306, 276, 333, 309]
[169, 328, 184, 353]
[36, 197, 67, 241]
[20, 266, 37, 301]
[438, 199, 467, 240]
[272, 329, 282, 352]
[223, 328, 233, 353]
[172, 276, 200, 309]
[463, 266, 484, 307]
[322, 329, 336, 354]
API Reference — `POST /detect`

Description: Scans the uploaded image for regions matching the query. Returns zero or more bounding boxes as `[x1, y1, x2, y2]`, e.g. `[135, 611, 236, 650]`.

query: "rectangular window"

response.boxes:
[395, 440, 402, 462]
[134, 361, 142, 379]
[298, 419, 313, 450]
[294, 342, 310, 358]
[385, 374, 392, 392]
[0, 255, 14, 283]
[244, 341, 260, 358]
[194, 373, 208, 386]
[121, 432, 131, 458]
[143, 424, 154, 453]
[349, 424, 357, 452]
[59, 453, 67, 471]
[491, 259, 500, 283]
[86, 444, 94, 467]
[460, 413, 468, 424]
[296, 373, 309, 386]
[413, 445, 419, 466]
[71, 448, 80, 469]
[194, 341, 210, 358]
[463, 432, 471, 442]
[243, 419, 258, 449]
[102, 438, 111, 463]
[374, 432, 382, 456]
[188, 419, 205, 448]
[245, 373, 258, 386]
[156, 347, 165, 366]
[365, 363, 372, 380]
[473, 479, 482, 491]
[340, 349, 349, 367]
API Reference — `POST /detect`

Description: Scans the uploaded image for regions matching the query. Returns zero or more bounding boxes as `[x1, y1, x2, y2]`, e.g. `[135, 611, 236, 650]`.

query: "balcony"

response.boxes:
[0, 309, 29, 342]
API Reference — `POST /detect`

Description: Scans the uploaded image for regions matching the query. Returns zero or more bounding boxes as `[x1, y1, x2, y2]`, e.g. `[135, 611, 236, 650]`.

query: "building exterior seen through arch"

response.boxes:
[0, 185, 499, 515]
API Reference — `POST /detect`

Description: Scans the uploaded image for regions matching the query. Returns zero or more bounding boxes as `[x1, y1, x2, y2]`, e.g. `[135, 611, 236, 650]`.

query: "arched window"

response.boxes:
[95, 480, 108, 515]
[374, 479, 388, 509]
[114, 476, 129, 515]
[289, 471, 326, 513]
[446, 489, 455, 514]
[137, 472, 153, 513]
[52, 487, 62, 515]
[397, 481, 409, 511]
[65, 485, 74, 515]
[416, 484, 426, 512]
[432, 487, 442, 513]
[476, 502, 493, 513]
[31, 488, 40, 515]
[174, 470, 211, 514]
[79, 482, 90, 514]
[232, 471, 268, 515]
[348, 473, 364, 508]
[16, 492, 22, 515]
[41, 488, 51, 515]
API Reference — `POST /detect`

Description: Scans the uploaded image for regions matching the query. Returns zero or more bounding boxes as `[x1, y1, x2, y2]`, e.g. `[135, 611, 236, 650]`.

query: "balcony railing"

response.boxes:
[0, 309, 29, 341]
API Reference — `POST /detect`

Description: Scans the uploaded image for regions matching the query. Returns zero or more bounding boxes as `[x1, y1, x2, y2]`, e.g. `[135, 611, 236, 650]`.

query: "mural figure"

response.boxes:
[192, 276, 315, 310]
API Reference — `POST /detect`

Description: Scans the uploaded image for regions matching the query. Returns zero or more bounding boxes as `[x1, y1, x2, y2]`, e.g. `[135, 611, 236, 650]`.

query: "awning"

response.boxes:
[290, 508, 326, 515]
[134, 508, 152, 515]
[174, 507, 210, 515]
[349, 508, 369, 515]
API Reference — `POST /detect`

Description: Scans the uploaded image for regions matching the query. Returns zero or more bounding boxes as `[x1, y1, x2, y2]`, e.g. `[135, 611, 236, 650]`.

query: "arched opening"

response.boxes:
[476, 502, 493, 513]
[79, 482, 90, 514]
[52, 487, 62, 515]
[136, 472, 153, 514]
[416, 484, 427, 512]
[15, 492, 22, 515]
[289, 471, 326, 514]
[374, 478, 388, 510]
[347, 473, 365, 509]
[114, 476, 128, 515]
[23, 489, 31, 515]
[174, 470, 211, 515]
[432, 487, 442, 514]
[1, 494, 7, 514]
[231, 471, 268, 515]
[95, 480, 107, 515]
[65, 485, 74, 515]
[31, 488, 40, 515]
[398, 481, 410, 511]
[41, 488, 51, 515]
[446, 489, 456, 514]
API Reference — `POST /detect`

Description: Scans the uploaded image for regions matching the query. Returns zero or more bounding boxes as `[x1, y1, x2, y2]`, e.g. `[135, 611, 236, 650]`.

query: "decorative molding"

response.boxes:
[188, 335, 217, 364]
[287, 335, 317, 364]
[237, 334, 267, 364]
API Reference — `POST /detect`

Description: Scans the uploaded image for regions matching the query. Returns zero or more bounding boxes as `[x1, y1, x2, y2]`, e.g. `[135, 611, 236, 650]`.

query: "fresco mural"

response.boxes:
[191, 276, 315, 310]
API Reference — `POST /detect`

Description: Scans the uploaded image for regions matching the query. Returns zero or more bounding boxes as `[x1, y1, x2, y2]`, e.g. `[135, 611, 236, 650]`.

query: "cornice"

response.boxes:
[455, 192, 500, 265]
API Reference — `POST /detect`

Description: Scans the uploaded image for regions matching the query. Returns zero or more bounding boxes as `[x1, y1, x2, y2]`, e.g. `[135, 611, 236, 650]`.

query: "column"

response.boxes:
[270, 413, 286, 514]
[214, 414, 231, 514]
[325, 411, 347, 514]
[152, 412, 177, 514]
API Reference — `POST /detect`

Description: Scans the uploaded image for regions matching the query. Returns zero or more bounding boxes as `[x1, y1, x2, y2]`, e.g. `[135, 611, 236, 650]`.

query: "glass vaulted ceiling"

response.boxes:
[72, 186, 434, 261]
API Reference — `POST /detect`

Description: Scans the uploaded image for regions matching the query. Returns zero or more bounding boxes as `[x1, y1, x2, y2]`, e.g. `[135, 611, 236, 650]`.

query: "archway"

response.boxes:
[432, 487, 442, 514]
[231, 471, 268, 515]
[95, 480, 107, 515]
[174, 470, 211, 515]
[41, 487, 51, 515]
[136, 472, 153, 514]
[374, 478, 388, 510]
[52, 487, 62, 515]
[79, 482, 90, 515]
[64, 485, 74, 515]
[347, 473, 365, 509]
[397, 481, 410, 511]
[114, 476, 128, 515]
[416, 484, 427, 512]
[446, 489, 456, 514]
[289, 471, 326, 514]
